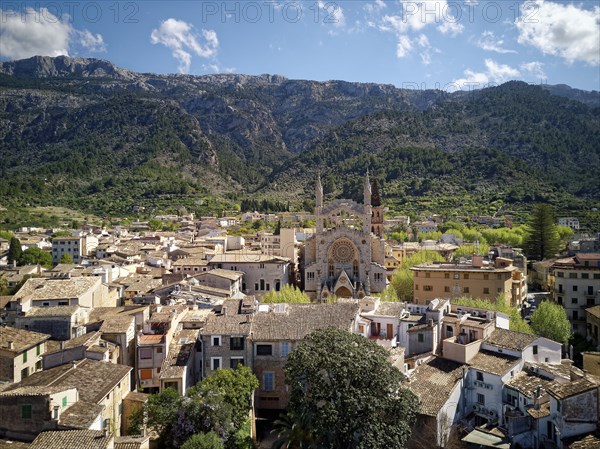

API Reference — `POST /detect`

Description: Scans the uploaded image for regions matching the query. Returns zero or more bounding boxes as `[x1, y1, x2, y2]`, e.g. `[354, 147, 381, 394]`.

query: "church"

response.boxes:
[303, 172, 387, 301]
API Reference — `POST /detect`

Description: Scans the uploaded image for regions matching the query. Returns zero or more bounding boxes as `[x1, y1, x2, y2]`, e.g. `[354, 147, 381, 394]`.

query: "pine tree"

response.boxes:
[523, 204, 560, 260]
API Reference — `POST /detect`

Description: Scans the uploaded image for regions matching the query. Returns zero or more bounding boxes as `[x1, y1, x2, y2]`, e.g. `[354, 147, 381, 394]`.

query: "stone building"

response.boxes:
[303, 173, 387, 301]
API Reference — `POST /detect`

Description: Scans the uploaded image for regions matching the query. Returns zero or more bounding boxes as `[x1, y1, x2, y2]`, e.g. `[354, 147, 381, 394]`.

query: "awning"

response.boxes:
[462, 428, 511, 448]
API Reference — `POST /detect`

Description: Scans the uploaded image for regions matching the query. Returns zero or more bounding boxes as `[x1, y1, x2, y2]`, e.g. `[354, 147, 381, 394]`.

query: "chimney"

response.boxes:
[71, 360, 77, 369]
[7, 341, 14, 350]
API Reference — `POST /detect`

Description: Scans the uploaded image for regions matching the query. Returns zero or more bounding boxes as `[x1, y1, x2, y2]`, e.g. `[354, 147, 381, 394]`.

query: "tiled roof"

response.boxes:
[172, 257, 208, 266]
[0, 385, 73, 397]
[485, 328, 538, 352]
[30, 430, 111, 449]
[568, 434, 600, 449]
[44, 331, 101, 354]
[88, 306, 148, 323]
[114, 435, 150, 449]
[250, 302, 359, 341]
[209, 254, 290, 264]
[548, 377, 598, 400]
[100, 315, 135, 334]
[14, 277, 100, 301]
[24, 305, 81, 317]
[58, 401, 104, 429]
[372, 302, 404, 316]
[3, 359, 131, 404]
[527, 401, 550, 419]
[160, 328, 199, 379]
[506, 371, 554, 398]
[195, 268, 243, 281]
[586, 305, 600, 319]
[407, 356, 465, 417]
[468, 350, 519, 376]
[0, 326, 50, 353]
[201, 300, 252, 335]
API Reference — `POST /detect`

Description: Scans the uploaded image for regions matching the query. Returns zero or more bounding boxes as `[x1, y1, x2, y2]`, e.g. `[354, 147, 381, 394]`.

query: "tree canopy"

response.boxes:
[261, 284, 311, 304]
[8, 237, 22, 265]
[452, 296, 532, 334]
[523, 204, 561, 260]
[282, 328, 418, 449]
[530, 301, 571, 344]
[19, 247, 52, 268]
[59, 253, 74, 264]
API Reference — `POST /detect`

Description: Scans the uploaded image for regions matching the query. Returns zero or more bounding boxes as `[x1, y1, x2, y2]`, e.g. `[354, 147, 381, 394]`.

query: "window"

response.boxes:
[573, 311, 579, 320]
[139, 348, 152, 359]
[572, 298, 578, 304]
[212, 336, 221, 346]
[453, 274, 460, 280]
[464, 274, 469, 280]
[259, 263, 265, 269]
[425, 272, 430, 278]
[582, 273, 589, 279]
[594, 274, 600, 280]
[444, 286, 450, 293]
[483, 288, 489, 294]
[558, 296, 563, 305]
[307, 272, 314, 280]
[588, 286, 595, 295]
[62, 396, 67, 407]
[36, 344, 41, 356]
[23, 351, 27, 363]
[423, 285, 433, 291]
[140, 369, 153, 380]
[156, 347, 163, 354]
[463, 287, 470, 294]
[477, 394, 485, 405]
[483, 274, 489, 280]
[262, 372, 274, 391]
[21, 405, 32, 419]
[573, 285, 578, 292]
[556, 271, 564, 278]
[280, 342, 290, 357]
[230, 337, 244, 351]
[476, 372, 484, 381]
[569, 273, 577, 279]
[256, 344, 273, 356]
[418, 334, 424, 343]
[230, 357, 244, 369]
[533, 345, 538, 355]
[445, 273, 450, 279]
[211, 357, 222, 370]
[588, 298, 596, 306]
[415, 285, 419, 291]
[558, 284, 563, 293]
[260, 279, 265, 291]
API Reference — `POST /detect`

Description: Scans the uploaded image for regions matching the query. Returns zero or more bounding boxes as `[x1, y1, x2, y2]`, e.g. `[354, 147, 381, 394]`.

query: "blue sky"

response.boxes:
[1, 1, 599, 91]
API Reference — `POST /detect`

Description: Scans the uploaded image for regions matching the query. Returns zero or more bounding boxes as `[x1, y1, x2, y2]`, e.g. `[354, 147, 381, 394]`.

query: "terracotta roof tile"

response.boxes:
[30, 430, 111, 449]
[0, 326, 50, 353]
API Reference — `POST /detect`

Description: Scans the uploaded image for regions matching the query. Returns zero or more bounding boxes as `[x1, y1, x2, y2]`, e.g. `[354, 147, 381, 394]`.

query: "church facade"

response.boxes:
[303, 173, 387, 301]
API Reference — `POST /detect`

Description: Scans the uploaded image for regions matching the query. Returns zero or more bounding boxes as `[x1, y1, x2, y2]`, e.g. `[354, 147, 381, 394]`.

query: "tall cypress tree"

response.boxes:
[8, 237, 22, 265]
[523, 204, 560, 260]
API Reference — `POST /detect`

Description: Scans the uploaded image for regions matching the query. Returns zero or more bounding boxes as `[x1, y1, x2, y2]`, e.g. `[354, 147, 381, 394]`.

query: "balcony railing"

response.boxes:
[474, 380, 494, 390]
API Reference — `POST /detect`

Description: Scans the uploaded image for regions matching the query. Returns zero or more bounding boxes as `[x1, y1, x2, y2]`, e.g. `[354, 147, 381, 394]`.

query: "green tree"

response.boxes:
[59, 253, 74, 264]
[530, 302, 571, 344]
[19, 247, 52, 268]
[382, 250, 445, 302]
[523, 204, 560, 260]
[8, 237, 22, 265]
[148, 218, 162, 231]
[272, 410, 322, 449]
[262, 284, 311, 304]
[181, 432, 224, 449]
[284, 328, 418, 449]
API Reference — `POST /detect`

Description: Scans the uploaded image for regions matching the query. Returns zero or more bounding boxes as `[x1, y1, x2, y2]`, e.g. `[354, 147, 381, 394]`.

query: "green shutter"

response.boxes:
[62, 396, 67, 407]
[23, 351, 27, 363]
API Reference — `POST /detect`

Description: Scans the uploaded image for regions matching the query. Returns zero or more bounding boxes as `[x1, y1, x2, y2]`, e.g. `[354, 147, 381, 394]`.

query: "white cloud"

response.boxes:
[364, 0, 387, 14]
[0, 7, 106, 59]
[516, 0, 600, 65]
[396, 35, 413, 58]
[477, 30, 517, 54]
[379, 1, 462, 61]
[318, 1, 346, 29]
[453, 58, 521, 90]
[150, 19, 219, 74]
[75, 30, 106, 53]
[203, 63, 236, 74]
[520, 61, 546, 79]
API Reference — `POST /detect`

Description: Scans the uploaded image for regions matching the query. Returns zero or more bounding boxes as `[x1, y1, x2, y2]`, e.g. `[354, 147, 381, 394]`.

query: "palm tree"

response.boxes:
[271, 411, 323, 449]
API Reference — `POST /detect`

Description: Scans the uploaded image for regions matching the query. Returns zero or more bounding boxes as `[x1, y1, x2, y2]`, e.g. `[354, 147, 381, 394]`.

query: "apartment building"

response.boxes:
[0, 326, 50, 383]
[551, 254, 600, 335]
[411, 256, 526, 307]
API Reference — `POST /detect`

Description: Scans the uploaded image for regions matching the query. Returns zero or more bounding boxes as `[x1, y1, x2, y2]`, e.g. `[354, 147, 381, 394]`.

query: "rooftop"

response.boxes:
[250, 302, 359, 341]
[14, 277, 100, 301]
[160, 328, 199, 379]
[586, 305, 600, 320]
[58, 401, 104, 429]
[407, 356, 465, 417]
[506, 371, 554, 398]
[2, 359, 131, 404]
[201, 299, 252, 335]
[485, 328, 538, 352]
[209, 253, 290, 264]
[548, 376, 599, 400]
[100, 315, 135, 334]
[194, 268, 243, 281]
[24, 305, 81, 317]
[0, 326, 50, 353]
[468, 350, 520, 376]
[30, 430, 111, 449]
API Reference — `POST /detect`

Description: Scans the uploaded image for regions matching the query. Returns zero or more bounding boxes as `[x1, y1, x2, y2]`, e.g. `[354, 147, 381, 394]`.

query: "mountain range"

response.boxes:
[0, 56, 599, 226]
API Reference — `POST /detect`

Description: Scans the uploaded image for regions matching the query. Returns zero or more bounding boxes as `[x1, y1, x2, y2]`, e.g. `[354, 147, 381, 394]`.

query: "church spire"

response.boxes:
[363, 169, 372, 206]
